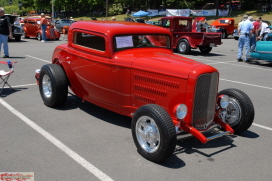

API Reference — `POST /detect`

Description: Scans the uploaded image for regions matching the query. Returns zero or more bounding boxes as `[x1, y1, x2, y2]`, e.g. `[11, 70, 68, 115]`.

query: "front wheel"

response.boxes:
[37, 33, 42, 41]
[132, 104, 176, 162]
[199, 46, 212, 54]
[39, 64, 68, 107]
[218, 88, 254, 134]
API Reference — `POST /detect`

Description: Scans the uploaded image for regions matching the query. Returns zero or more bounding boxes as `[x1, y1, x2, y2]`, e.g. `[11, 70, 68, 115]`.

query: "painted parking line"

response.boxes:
[0, 98, 114, 181]
[26, 55, 51, 63]
[220, 78, 272, 90]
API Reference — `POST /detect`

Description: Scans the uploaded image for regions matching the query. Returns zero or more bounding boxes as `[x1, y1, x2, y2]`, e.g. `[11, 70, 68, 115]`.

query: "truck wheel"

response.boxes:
[132, 104, 176, 162]
[221, 30, 228, 39]
[39, 64, 68, 107]
[218, 88, 254, 134]
[199, 46, 212, 53]
[177, 39, 191, 54]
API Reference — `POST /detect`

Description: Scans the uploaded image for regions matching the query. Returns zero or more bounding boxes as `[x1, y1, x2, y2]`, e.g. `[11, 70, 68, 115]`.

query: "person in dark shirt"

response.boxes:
[0, 7, 13, 58]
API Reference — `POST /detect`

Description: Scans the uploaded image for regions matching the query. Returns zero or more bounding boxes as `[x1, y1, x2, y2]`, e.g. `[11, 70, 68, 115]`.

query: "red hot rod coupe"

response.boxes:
[36, 21, 254, 162]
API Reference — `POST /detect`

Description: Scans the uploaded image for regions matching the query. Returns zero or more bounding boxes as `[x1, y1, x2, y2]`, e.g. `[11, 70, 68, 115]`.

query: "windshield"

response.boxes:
[114, 34, 170, 52]
[61, 20, 73, 23]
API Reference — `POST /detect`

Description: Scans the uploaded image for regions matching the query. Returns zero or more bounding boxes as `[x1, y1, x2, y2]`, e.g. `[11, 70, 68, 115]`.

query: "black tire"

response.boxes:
[221, 31, 226, 39]
[177, 39, 191, 54]
[218, 88, 254, 134]
[199, 46, 212, 54]
[14, 36, 21, 41]
[37, 33, 42, 41]
[221, 30, 228, 39]
[234, 37, 239, 40]
[39, 64, 68, 107]
[131, 104, 176, 162]
[22, 32, 29, 39]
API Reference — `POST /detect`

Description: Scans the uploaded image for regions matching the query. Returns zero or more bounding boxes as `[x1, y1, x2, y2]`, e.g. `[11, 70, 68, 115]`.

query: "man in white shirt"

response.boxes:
[259, 21, 270, 40]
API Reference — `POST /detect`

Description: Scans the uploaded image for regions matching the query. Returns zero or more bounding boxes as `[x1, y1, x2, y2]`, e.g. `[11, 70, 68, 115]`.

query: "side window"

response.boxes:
[74, 32, 105, 51]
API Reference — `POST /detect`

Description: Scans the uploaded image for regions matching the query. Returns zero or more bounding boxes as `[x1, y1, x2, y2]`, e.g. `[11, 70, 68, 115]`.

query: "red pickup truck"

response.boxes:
[159, 16, 222, 54]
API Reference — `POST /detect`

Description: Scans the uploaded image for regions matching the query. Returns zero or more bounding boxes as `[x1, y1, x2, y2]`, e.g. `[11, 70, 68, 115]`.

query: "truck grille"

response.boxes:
[192, 72, 218, 129]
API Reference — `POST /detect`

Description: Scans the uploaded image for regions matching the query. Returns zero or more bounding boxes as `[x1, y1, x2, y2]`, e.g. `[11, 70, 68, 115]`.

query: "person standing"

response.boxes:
[39, 13, 48, 42]
[251, 17, 262, 51]
[259, 20, 270, 40]
[237, 16, 254, 62]
[196, 20, 204, 32]
[0, 7, 13, 58]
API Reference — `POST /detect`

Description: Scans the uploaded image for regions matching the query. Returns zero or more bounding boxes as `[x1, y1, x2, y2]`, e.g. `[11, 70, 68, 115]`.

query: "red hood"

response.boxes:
[114, 48, 216, 79]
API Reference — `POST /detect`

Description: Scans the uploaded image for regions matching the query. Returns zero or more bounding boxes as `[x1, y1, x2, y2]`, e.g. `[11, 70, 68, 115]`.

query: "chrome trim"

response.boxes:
[256, 51, 272, 54]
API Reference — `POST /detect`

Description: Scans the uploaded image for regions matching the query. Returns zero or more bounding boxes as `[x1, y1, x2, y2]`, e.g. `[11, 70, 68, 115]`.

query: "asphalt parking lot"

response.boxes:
[1, 36, 271, 181]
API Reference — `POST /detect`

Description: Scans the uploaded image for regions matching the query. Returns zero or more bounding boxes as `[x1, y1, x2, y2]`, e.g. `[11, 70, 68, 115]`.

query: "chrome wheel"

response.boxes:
[135, 116, 160, 153]
[178, 41, 187, 53]
[224, 97, 242, 127]
[218, 88, 254, 134]
[37, 33, 41, 41]
[42, 74, 52, 98]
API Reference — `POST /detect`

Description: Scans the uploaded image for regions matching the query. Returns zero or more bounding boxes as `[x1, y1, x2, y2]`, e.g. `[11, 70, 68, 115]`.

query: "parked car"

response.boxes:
[250, 33, 272, 62]
[210, 18, 237, 39]
[54, 19, 74, 32]
[233, 20, 271, 40]
[22, 15, 60, 41]
[35, 21, 254, 162]
[5, 14, 24, 41]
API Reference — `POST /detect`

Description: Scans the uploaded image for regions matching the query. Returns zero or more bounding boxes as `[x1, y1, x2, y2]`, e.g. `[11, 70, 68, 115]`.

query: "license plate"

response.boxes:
[210, 43, 215, 47]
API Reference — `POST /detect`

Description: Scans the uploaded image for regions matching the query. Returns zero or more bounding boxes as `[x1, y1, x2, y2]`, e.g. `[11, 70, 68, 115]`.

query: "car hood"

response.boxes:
[115, 49, 214, 79]
[4, 14, 18, 24]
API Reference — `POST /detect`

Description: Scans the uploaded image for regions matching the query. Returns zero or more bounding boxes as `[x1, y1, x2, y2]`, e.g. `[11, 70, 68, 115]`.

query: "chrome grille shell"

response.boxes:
[192, 72, 219, 129]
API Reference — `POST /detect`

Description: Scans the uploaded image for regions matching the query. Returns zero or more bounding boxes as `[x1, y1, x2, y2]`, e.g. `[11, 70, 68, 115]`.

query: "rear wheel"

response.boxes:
[177, 39, 191, 54]
[218, 88, 254, 134]
[39, 64, 68, 107]
[199, 46, 212, 53]
[132, 104, 176, 162]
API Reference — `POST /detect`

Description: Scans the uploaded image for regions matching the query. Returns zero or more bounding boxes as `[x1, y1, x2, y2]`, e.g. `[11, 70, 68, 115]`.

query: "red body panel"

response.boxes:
[23, 16, 60, 40]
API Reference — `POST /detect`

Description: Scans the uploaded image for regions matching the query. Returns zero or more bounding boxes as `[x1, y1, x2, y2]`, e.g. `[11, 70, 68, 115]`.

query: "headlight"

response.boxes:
[218, 95, 229, 108]
[175, 104, 187, 119]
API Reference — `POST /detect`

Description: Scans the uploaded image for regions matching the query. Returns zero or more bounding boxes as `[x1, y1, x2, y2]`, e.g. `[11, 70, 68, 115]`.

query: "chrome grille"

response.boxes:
[192, 72, 218, 129]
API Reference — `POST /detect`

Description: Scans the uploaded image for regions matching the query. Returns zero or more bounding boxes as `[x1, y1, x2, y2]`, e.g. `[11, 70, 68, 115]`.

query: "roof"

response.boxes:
[69, 21, 172, 36]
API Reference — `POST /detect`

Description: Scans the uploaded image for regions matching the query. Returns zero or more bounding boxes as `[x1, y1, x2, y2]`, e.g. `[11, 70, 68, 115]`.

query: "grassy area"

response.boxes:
[73, 10, 272, 24]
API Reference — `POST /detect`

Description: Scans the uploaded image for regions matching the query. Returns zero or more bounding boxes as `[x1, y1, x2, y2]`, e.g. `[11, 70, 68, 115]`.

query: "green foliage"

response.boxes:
[108, 3, 123, 16]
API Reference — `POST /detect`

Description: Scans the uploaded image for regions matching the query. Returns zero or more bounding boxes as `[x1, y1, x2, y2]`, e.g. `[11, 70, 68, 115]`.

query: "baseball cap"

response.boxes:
[243, 14, 248, 18]
[41, 13, 44, 16]
[248, 16, 253, 20]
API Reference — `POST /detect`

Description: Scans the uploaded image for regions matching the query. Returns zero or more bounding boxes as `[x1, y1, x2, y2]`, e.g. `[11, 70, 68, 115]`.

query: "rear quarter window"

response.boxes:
[74, 32, 106, 51]
[74, 32, 105, 51]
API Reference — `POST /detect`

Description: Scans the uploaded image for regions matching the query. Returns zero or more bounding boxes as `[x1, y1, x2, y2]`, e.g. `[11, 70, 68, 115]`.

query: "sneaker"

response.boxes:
[41, 40, 45, 42]
[3, 55, 9, 58]
[237, 58, 243, 62]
